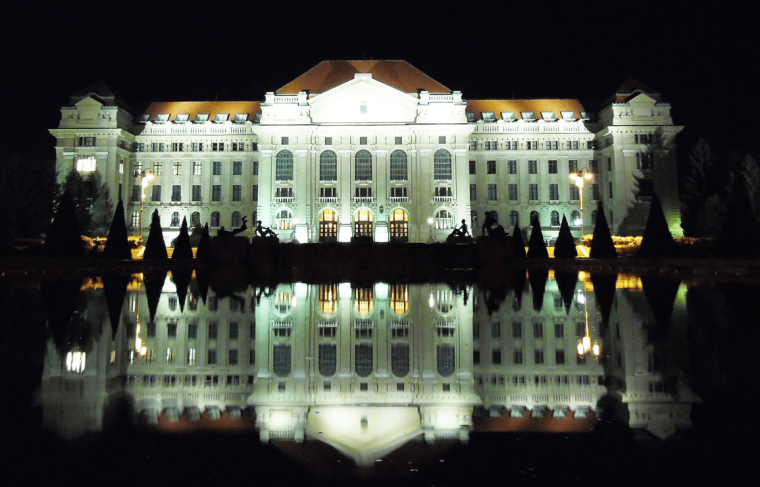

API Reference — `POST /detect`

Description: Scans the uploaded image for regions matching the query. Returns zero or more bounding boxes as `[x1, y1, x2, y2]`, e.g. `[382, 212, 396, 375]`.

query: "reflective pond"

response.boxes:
[3, 268, 758, 485]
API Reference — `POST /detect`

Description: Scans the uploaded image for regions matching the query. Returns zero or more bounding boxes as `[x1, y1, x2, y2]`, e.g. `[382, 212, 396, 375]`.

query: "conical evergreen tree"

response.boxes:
[512, 223, 526, 259]
[45, 192, 84, 259]
[554, 215, 577, 259]
[638, 194, 679, 258]
[143, 210, 167, 260]
[527, 218, 548, 259]
[172, 217, 194, 260]
[103, 200, 131, 259]
[589, 201, 616, 259]
[720, 167, 760, 256]
[196, 223, 212, 259]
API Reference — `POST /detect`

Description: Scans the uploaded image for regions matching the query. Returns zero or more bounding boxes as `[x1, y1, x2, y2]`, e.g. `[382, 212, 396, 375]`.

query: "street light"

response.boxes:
[569, 168, 594, 242]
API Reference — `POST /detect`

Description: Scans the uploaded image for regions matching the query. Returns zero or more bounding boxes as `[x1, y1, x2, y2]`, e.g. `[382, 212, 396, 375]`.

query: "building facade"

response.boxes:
[50, 61, 683, 243]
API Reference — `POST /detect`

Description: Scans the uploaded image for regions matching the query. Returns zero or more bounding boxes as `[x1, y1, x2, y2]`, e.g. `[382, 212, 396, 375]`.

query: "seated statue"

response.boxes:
[255, 220, 278, 238]
[218, 216, 248, 238]
[449, 219, 471, 238]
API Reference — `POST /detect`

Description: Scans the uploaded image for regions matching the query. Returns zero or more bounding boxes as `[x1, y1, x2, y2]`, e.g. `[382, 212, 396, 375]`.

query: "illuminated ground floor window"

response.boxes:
[354, 208, 373, 237]
[319, 208, 338, 242]
[389, 208, 408, 242]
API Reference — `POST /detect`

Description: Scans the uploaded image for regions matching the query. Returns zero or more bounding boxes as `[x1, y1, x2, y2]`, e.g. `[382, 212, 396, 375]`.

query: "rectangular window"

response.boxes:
[151, 185, 161, 202]
[508, 184, 518, 201]
[389, 187, 406, 198]
[492, 350, 502, 365]
[167, 324, 177, 338]
[212, 185, 222, 202]
[491, 322, 501, 338]
[187, 349, 196, 366]
[188, 324, 198, 339]
[232, 185, 242, 201]
[473, 350, 480, 365]
[173, 162, 182, 176]
[252, 185, 258, 201]
[547, 141, 558, 150]
[534, 350, 544, 364]
[529, 184, 539, 201]
[171, 185, 181, 202]
[548, 160, 558, 174]
[609, 182, 613, 199]
[208, 350, 217, 365]
[549, 184, 559, 200]
[469, 140, 477, 151]
[228, 350, 238, 365]
[135, 162, 142, 174]
[528, 160, 537, 174]
[249, 350, 256, 365]
[607, 157, 612, 171]
[359, 136, 367, 145]
[533, 322, 544, 338]
[193, 161, 202, 176]
[212, 142, 224, 152]
[439, 136, 446, 144]
[555, 350, 565, 365]
[172, 142, 184, 152]
[487, 160, 496, 174]
[508, 160, 517, 174]
[192, 185, 201, 201]
[213, 161, 222, 175]
[591, 183, 600, 200]
[153, 162, 162, 175]
[253, 161, 259, 175]
[395, 136, 402, 145]
[324, 137, 332, 145]
[513, 322, 522, 338]
[151, 143, 158, 152]
[78, 136, 96, 147]
[569, 185, 580, 200]
[208, 322, 218, 339]
[589, 160, 598, 173]
[233, 161, 242, 175]
[470, 184, 477, 201]
[513, 350, 523, 364]
[281, 137, 288, 145]
[568, 160, 578, 173]
[488, 184, 497, 201]
[192, 142, 203, 152]
[469, 160, 476, 175]
[554, 323, 564, 338]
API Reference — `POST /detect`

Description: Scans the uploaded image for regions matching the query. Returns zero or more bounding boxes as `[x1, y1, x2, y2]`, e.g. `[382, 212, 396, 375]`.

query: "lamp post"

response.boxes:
[576, 289, 601, 360]
[569, 168, 594, 243]
[135, 170, 155, 237]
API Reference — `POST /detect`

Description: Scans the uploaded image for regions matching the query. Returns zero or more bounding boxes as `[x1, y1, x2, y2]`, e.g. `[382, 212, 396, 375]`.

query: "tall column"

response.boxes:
[258, 150, 274, 226]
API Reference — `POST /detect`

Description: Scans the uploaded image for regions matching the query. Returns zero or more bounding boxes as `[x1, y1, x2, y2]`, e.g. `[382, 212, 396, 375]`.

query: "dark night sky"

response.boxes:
[1, 2, 754, 161]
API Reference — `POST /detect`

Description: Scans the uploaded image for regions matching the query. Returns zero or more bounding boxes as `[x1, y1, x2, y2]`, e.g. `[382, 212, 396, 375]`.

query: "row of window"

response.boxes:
[474, 349, 581, 366]
[136, 183, 253, 203]
[469, 159, 599, 175]
[470, 183, 598, 202]
[474, 321, 588, 339]
[470, 140, 593, 151]
[134, 160, 258, 177]
[130, 210, 250, 229]
[138, 142, 254, 152]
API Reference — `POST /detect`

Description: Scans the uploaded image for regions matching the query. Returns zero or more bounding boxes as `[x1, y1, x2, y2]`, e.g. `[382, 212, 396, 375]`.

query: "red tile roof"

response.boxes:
[143, 101, 261, 122]
[466, 99, 586, 120]
[277, 60, 451, 95]
[612, 77, 662, 103]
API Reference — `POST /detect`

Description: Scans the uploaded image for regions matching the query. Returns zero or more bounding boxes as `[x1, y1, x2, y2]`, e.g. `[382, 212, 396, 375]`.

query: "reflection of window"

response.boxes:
[273, 345, 291, 377]
[435, 288, 455, 313]
[319, 284, 337, 314]
[274, 292, 294, 314]
[66, 351, 86, 373]
[437, 344, 455, 377]
[355, 344, 373, 377]
[391, 344, 409, 378]
[319, 344, 336, 377]
[355, 319, 373, 339]
[390, 285, 409, 315]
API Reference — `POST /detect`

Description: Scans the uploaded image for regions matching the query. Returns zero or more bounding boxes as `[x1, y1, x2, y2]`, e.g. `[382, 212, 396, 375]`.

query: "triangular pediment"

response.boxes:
[75, 96, 104, 109]
[627, 93, 658, 106]
[309, 75, 419, 124]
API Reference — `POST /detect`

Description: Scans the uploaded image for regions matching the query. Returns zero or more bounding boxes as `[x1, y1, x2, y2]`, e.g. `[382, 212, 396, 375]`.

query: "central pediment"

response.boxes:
[308, 74, 419, 124]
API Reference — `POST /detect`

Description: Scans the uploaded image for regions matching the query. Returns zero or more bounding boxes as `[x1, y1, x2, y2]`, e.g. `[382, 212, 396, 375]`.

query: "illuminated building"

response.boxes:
[49, 61, 682, 241]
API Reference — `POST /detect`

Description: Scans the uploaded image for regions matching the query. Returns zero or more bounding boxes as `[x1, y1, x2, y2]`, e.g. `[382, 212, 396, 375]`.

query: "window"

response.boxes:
[555, 350, 565, 365]
[469, 140, 477, 150]
[359, 136, 368, 145]
[568, 160, 578, 173]
[319, 344, 337, 377]
[591, 183, 600, 200]
[208, 350, 217, 365]
[192, 161, 202, 176]
[514, 350, 523, 364]
[172, 142, 184, 152]
[395, 136, 403, 145]
[173, 162, 182, 176]
[78, 136, 96, 147]
[249, 350, 255, 365]
[76, 157, 96, 172]
[473, 350, 480, 365]
[509, 210, 519, 227]
[433, 149, 452, 180]
[437, 344, 455, 377]
[549, 184, 559, 201]
[151, 185, 161, 202]
[508, 160, 517, 174]
[168, 297, 177, 311]
[470, 184, 477, 201]
[526, 141, 537, 150]
[276, 187, 294, 199]
[134, 162, 142, 174]
[435, 209, 452, 229]
[591, 210, 598, 225]
[171, 185, 181, 202]
[491, 322, 501, 338]
[355, 344, 373, 377]
[607, 157, 612, 171]
[469, 160, 476, 175]
[554, 323, 564, 338]
[547, 141, 558, 150]
[253, 161, 258, 175]
[320, 187, 337, 199]
[528, 160, 537, 174]
[530, 211, 539, 226]
[508, 184, 518, 201]
[439, 135, 446, 144]
[152, 162, 162, 176]
[213, 161, 222, 175]
[273, 345, 291, 377]
[391, 344, 409, 378]
[589, 160, 598, 173]
[571, 210, 581, 226]
[548, 160, 558, 174]
[529, 184, 539, 201]
[192, 142, 203, 152]
[131, 184, 141, 202]
[211, 211, 220, 227]
[131, 212, 140, 228]
[533, 322, 544, 338]
[276, 150, 294, 181]
[492, 350, 502, 365]
[355, 150, 372, 181]
[551, 210, 560, 226]
[488, 184, 497, 201]
[228, 350, 238, 365]
[569, 184, 580, 200]
[232, 185, 242, 201]
[212, 142, 224, 152]
[231, 211, 241, 227]
[276, 209, 293, 230]
[192, 185, 201, 201]
[390, 150, 408, 180]
[170, 212, 180, 227]
[487, 160, 496, 174]
[191, 211, 200, 226]
[233, 161, 242, 175]
[609, 182, 613, 199]
[252, 185, 258, 201]
[513, 322, 522, 338]
[324, 137, 332, 145]
[534, 350, 544, 364]
[320, 150, 337, 181]
[212, 185, 221, 202]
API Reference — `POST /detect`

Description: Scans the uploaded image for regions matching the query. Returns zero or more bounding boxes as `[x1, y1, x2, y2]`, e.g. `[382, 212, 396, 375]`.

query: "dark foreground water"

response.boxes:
[2, 267, 759, 485]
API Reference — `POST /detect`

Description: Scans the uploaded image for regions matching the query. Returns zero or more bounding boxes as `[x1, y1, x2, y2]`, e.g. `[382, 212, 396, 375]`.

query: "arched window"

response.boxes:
[276, 209, 293, 230]
[591, 210, 598, 225]
[170, 212, 180, 227]
[354, 208, 373, 237]
[571, 210, 581, 226]
[551, 211, 560, 226]
[355, 344, 373, 377]
[191, 211, 201, 227]
[390, 284, 409, 315]
[210, 211, 220, 228]
[530, 211, 540, 226]
[319, 150, 337, 181]
[435, 209, 453, 230]
[354, 287, 373, 315]
[390, 150, 408, 181]
[355, 150, 372, 181]
[509, 211, 519, 228]
[437, 344, 455, 377]
[231, 211, 242, 228]
[318, 344, 336, 377]
[391, 344, 409, 378]
[319, 209, 338, 242]
[433, 149, 452, 180]
[389, 208, 409, 242]
[131, 212, 141, 228]
[275, 150, 293, 181]
[273, 345, 291, 377]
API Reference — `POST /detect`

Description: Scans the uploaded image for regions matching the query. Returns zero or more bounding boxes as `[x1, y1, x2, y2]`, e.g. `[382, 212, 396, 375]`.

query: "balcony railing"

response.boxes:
[434, 196, 454, 202]
[388, 196, 410, 203]
[352, 196, 375, 203]
[318, 197, 339, 203]
[274, 196, 294, 203]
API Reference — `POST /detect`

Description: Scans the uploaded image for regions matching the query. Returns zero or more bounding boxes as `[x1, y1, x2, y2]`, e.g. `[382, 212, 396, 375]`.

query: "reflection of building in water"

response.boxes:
[37, 275, 700, 458]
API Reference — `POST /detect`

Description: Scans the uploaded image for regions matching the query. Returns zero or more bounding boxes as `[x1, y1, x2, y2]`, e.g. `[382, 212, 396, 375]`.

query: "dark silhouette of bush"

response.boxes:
[172, 217, 194, 260]
[143, 210, 167, 260]
[554, 215, 577, 259]
[512, 223, 526, 259]
[719, 169, 760, 257]
[639, 194, 679, 258]
[589, 201, 617, 259]
[103, 199, 131, 259]
[196, 223, 212, 259]
[527, 218, 548, 259]
[45, 192, 84, 259]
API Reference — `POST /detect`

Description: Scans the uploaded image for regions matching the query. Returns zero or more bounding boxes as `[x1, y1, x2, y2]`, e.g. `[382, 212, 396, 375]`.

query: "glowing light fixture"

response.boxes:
[569, 168, 595, 243]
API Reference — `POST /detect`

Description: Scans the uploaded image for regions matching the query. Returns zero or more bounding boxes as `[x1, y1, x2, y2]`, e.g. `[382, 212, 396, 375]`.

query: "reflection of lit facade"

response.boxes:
[49, 62, 682, 241]
[38, 275, 699, 458]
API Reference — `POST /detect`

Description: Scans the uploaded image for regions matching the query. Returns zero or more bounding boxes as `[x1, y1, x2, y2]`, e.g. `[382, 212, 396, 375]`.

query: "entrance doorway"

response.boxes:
[389, 208, 409, 242]
[319, 209, 338, 242]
